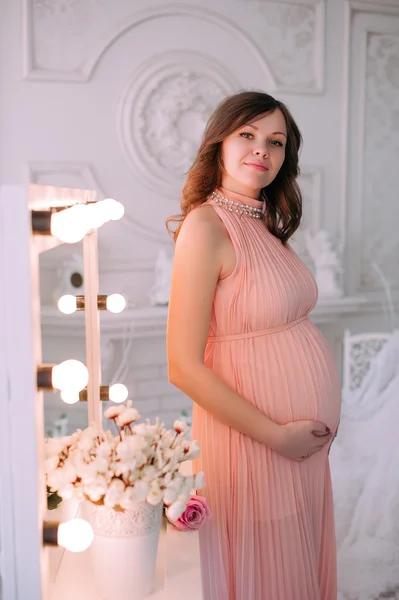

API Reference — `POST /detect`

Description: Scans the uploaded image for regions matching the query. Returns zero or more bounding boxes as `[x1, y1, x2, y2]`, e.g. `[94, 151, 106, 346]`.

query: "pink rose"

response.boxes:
[167, 495, 211, 531]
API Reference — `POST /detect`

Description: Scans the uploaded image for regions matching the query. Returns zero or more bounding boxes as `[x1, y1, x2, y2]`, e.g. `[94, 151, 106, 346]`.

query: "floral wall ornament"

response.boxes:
[303, 229, 343, 298]
[117, 51, 239, 192]
[233, 0, 324, 91]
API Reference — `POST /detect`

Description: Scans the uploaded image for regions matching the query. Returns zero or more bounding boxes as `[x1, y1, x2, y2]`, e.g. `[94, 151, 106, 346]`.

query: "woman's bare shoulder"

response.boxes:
[178, 203, 227, 245]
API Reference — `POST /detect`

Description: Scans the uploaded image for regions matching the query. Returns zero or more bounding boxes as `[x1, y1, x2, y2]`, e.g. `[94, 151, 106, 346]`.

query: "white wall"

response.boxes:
[1, 0, 398, 431]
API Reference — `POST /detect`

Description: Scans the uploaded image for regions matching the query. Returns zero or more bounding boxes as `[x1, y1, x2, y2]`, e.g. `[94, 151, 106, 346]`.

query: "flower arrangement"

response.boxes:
[45, 401, 204, 521]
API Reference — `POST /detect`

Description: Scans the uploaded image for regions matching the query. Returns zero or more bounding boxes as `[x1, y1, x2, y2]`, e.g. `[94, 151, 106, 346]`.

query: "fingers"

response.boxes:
[312, 429, 330, 437]
[312, 421, 330, 435]
[297, 446, 324, 461]
[312, 432, 332, 444]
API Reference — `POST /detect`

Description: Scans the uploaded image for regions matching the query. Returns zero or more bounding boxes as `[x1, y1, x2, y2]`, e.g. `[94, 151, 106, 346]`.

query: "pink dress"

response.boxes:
[192, 188, 341, 600]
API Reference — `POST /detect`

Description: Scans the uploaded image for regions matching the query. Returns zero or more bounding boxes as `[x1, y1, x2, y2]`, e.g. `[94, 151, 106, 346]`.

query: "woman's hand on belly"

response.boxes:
[273, 420, 332, 462]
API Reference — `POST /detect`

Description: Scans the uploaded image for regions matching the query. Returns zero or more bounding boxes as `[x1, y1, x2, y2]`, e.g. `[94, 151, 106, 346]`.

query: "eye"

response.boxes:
[239, 132, 254, 139]
[270, 139, 284, 147]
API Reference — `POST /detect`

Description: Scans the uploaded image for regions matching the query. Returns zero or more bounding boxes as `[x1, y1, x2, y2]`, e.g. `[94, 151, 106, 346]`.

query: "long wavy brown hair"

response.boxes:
[166, 90, 303, 244]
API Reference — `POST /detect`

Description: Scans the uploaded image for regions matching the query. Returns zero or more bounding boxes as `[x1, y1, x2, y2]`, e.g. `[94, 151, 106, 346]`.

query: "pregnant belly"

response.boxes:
[206, 321, 342, 432]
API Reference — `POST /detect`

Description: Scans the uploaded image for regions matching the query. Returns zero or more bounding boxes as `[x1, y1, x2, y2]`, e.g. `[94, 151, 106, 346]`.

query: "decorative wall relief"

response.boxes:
[27, 0, 112, 77]
[304, 230, 343, 298]
[117, 52, 239, 192]
[23, 2, 275, 84]
[361, 32, 399, 291]
[25, 0, 320, 90]
[235, 0, 325, 92]
[297, 167, 322, 234]
[290, 166, 323, 267]
[148, 249, 174, 307]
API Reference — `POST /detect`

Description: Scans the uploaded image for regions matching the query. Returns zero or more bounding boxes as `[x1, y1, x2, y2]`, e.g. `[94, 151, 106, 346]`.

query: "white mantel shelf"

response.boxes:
[41, 296, 368, 338]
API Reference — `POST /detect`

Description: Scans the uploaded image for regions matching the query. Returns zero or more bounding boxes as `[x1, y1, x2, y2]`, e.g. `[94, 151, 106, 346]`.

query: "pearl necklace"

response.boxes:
[209, 191, 263, 219]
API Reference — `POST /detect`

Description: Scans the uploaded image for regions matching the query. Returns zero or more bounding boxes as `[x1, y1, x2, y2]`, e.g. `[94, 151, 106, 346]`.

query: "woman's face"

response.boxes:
[220, 109, 287, 198]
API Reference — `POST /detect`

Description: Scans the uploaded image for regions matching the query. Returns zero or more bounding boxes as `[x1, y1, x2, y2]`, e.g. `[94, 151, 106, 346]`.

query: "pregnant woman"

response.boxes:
[166, 91, 341, 600]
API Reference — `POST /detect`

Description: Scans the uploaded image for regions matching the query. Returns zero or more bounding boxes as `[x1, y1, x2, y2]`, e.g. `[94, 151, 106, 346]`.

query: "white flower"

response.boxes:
[43, 408, 203, 511]
[104, 478, 125, 507]
[167, 472, 184, 494]
[46, 463, 73, 491]
[91, 456, 109, 474]
[163, 471, 173, 485]
[120, 480, 149, 509]
[47, 469, 65, 491]
[195, 471, 206, 490]
[163, 486, 178, 506]
[120, 488, 138, 510]
[135, 451, 148, 469]
[58, 483, 75, 500]
[63, 433, 79, 447]
[116, 408, 140, 428]
[166, 500, 187, 521]
[181, 475, 194, 496]
[183, 440, 200, 460]
[116, 437, 148, 474]
[63, 463, 77, 483]
[82, 425, 99, 440]
[168, 446, 184, 468]
[85, 476, 108, 502]
[126, 435, 147, 453]
[133, 423, 158, 437]
[142, 465, 159, 482]
[45, 437, 66, 456]
[146, 481, 163, 506]
[178, 489, 191, 501]
[114, 461, 132, 477]
[45, 456, 60, 471]
[173, 420, 188, 435]
[75, 462, 98, 484]
[116, 438, 136, 462]
[126, 469, 140, 486]
[77, 435, 94, 452]
[96, 442, 112, 458]
[104, 405, 125, 420]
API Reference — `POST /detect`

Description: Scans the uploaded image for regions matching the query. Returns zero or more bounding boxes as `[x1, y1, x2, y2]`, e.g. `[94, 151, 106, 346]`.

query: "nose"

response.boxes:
[254, 146, 269, 158]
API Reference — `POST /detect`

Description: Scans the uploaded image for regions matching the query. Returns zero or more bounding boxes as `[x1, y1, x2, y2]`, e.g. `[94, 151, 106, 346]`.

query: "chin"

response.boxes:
[240, 175, 270, 190]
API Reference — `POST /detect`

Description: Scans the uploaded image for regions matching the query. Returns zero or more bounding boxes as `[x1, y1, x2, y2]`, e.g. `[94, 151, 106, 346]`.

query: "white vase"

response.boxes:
[83, 500, 163, 600]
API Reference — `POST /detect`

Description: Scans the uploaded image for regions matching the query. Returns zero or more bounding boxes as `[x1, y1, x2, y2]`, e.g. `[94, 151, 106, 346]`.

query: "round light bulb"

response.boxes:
[103, 198, 125, 221]
[60, 390, 80, 405]
[109, 383, 128, 403]
[50, 204, 90, 244]
[57, 518, 93, 553]
[52, 359, 89, 393]
[106, 294, 126, 313]
[58, 295, 77, 315]
[85, 202, 107, 229]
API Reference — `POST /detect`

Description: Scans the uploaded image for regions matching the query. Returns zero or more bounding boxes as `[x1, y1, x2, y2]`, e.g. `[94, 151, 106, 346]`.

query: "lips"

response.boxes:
[245, 162, 268, 171]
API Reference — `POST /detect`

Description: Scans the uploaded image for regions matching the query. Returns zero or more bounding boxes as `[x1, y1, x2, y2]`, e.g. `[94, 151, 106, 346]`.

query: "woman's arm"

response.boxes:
[167, 206, 282, 449]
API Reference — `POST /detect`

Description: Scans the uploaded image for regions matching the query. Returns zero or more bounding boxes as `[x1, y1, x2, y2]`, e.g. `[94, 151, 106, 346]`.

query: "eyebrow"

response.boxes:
[245, 124, 287, 138]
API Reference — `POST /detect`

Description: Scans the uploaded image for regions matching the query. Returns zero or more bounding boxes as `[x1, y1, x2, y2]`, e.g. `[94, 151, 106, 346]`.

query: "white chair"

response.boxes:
[342, 330, 392, 391]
